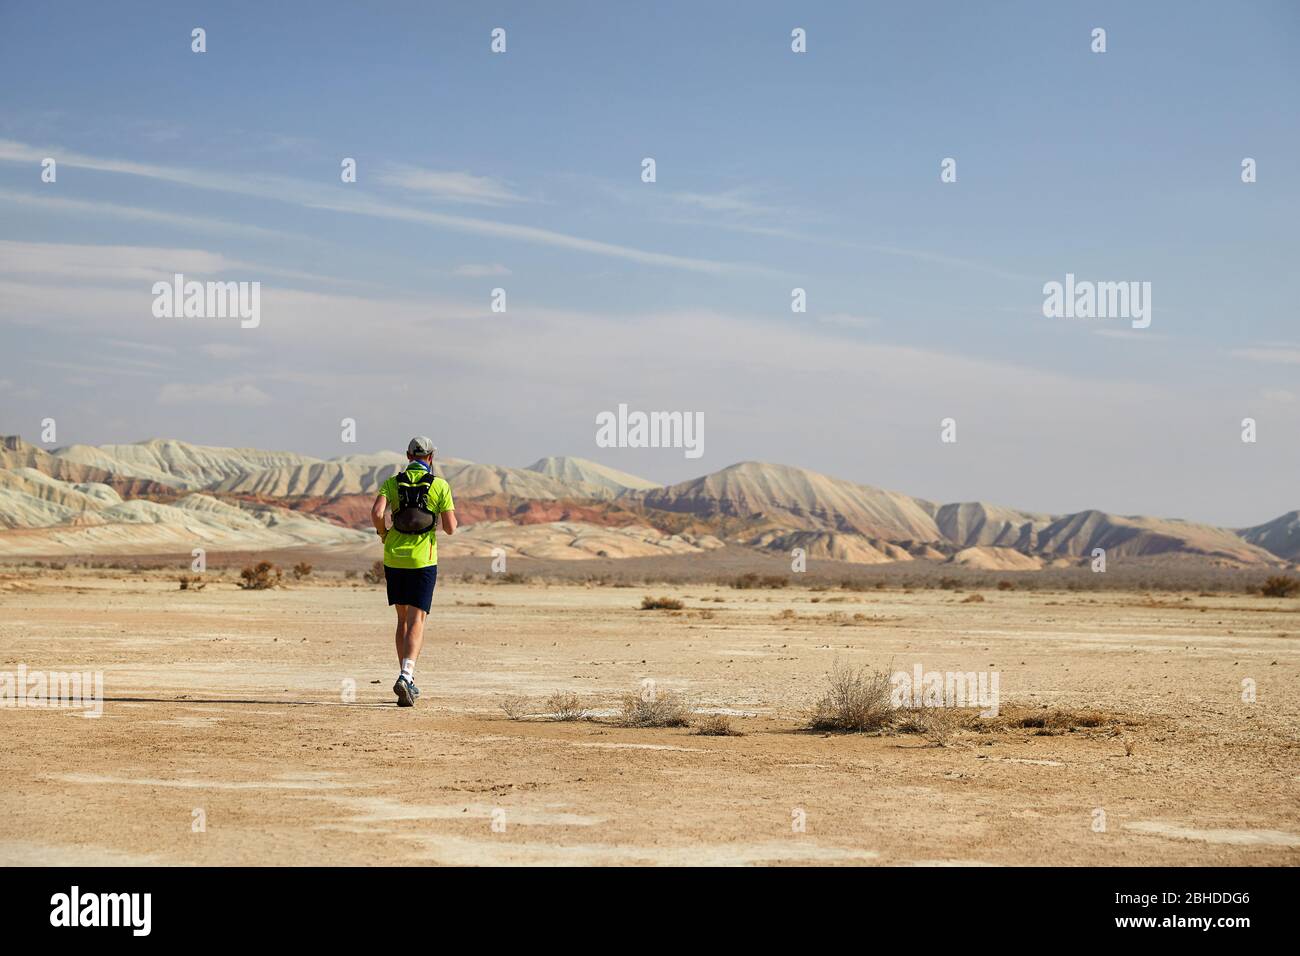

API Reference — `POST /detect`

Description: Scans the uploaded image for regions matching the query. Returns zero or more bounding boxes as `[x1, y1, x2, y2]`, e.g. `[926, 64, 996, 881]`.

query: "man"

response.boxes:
[371, 436, 456, 707]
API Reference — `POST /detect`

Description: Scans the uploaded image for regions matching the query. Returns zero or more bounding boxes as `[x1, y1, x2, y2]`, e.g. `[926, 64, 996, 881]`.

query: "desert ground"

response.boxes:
[1, 565, 1297, 866]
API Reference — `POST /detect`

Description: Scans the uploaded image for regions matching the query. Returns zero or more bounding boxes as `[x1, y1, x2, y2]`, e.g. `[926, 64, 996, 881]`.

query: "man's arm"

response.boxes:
[371, 494, 388, 538]
[437, 481, 456, 535]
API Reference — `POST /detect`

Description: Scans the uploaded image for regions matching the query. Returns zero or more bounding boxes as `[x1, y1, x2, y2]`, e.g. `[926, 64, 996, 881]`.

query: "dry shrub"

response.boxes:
[1260, 575, 1300, 598]
[916, 707, 964, 746]
[545, 691, 588, 722]
[891, 707, 970, 745]
[363, 560, 384, 585]
[238, 561, 282, 590]
[808, 661, 895, 733]
[892, 710, 928, 735]
[774, 608, 797, 621]
[619, 689, 691, 727]
[961, 593, 985, 603]
[1003, 708, 1123, 733]
[499, 695, 532, 721]
[997, 580, 1015, 591]
[177, 574, 206, 591]
[292, 562, 313, 580]
[641, 595, 683, 611]
[694, 714, 743, 736]
[732, 573, 788, 590]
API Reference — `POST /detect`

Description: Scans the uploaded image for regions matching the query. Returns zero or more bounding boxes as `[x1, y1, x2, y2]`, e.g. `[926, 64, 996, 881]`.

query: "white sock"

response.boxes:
[400, 658, 415, 681]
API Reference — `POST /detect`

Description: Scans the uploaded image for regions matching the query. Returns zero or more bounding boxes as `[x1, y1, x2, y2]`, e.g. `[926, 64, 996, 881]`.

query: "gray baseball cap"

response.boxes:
[406, 436, 435, 457]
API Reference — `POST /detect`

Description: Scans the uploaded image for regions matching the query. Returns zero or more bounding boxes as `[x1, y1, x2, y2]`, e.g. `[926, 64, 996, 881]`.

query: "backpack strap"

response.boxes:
[395, 467, 435, 486]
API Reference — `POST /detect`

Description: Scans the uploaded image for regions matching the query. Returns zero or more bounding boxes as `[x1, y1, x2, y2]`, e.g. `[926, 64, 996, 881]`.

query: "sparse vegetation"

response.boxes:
[291, 562, 313, 580]
[997, 580, 1015, 591]
[961, 593, 985, 603]
[363, 560, 384, 585]
[544, 691, 588, 721]
[913, 707, 964, 746]
[618, 689, 691, 727]
[694, 714, 743, 736]
[1007, 709, 1117, 732]
[640, 595, 683, 611]
[808, 661, 895, 733]
[238, 561, 282, 590]
[1260, 575, 1300, 598]
[499, 695, 532, 721]
[731, 573, 788, 590]
[177, 574, 206, 591]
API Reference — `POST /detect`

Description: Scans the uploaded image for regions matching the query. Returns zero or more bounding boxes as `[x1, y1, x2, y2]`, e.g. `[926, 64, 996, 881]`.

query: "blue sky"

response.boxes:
[0, 0, 1297, 524]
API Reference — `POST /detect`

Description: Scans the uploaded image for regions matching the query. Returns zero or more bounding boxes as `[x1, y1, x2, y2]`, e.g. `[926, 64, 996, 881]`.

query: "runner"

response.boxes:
[370, 436, 456, 707]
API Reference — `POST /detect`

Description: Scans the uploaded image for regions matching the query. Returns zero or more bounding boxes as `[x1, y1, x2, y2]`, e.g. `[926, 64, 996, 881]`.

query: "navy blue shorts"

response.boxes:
[384, 565, 438, 613]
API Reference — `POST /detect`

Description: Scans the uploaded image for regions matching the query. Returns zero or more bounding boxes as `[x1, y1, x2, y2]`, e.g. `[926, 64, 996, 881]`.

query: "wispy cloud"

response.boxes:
[452, 263, 512, 277]
[660, 214, 1035, 283]
[0, 139, 756, 275]
[379, 163, 526, 206]
[101, 338, 177, 356]
[200, 343, 256, 361]
[668, 188, 782, 218]
[30, 359, 160, 379]
[601, 176, 1034, 282]
[157, 381, 271, 406]
[1094, 327, 1166, 341]
[1230, 346, 1300, 365]
[0, 241, 240, 283]
[815, 312, 879, 331]
[0, 188, 308, 241]
[0, 240, 363, 287]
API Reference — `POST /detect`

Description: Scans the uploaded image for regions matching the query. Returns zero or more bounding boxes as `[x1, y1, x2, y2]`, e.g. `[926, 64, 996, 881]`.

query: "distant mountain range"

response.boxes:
[0, 435, 1295, 568]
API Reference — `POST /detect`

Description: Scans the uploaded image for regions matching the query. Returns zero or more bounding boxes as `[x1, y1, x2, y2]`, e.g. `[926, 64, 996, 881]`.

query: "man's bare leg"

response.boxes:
[394, 604, 409, 666]
[403, 607, 428, 667]
[393, 605, 428, 707]
[393, 605, 419, 706]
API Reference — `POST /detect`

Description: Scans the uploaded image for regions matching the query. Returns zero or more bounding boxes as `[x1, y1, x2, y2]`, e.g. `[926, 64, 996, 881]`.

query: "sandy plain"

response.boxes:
[1, 567, 1296, 866]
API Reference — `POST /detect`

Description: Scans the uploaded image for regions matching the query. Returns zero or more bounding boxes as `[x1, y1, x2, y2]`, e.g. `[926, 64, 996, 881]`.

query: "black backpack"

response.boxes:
[391, 469, 438, 534]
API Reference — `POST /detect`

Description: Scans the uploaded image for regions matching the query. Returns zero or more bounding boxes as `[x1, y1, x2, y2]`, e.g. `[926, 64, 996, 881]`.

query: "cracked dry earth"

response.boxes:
[1, 570, 1297, 866]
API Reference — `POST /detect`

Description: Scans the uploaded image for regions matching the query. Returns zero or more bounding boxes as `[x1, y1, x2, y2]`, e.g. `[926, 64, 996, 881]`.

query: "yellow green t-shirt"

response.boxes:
[379, 465, 454, 569]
